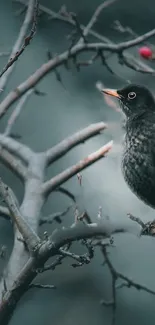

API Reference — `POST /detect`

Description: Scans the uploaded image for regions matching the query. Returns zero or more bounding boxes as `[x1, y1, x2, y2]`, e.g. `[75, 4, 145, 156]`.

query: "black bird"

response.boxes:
[101, 84, 155, 209]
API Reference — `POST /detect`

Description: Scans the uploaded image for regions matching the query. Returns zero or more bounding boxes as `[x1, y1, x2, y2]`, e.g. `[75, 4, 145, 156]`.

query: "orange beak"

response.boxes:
[101, 88, 121, 99]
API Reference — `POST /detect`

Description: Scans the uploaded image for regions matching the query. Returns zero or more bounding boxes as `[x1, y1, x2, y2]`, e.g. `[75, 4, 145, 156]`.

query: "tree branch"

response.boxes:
[54, 187, 76, 203]
[4, 89, 34, 137]
[0, 27, 155, 118]
[46, 122, 107, 165]
[0, 179, 40, 252]
[0, 0, 38, 91]
[39, 205, 72, 226]
[58, 247, 93, 267]
[0, 148, 27, 180]
[48, 221, 126, 250]
[76, 0, 117, 45]
[17, 0, 155, 75]
[1, 3, 155, 324]
[100, 245, 155, 325]
[42, 140, 113, 197]
[29, 283, 56, 289]
[0, 134, 32, 163]
[0, 216, 127, 325]
[0, 213, 149, 325]
[128, 213, 155, 237]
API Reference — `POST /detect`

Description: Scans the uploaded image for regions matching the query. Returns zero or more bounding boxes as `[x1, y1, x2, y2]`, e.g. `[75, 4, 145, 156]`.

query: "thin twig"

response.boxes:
[46, 122, 107, 166]
[16, 0, 155, 75]
[77, 0, 117, 45]
[0, 134, 33, 163]
[128, 213, 155, 236]
[1, 27, 155, 118]
[71, 13, 88, 44]
[100, 245, 155, 325]
[0, 179, 40, 252]
[49, 221, 126, 249]
[0, 217, 133, 322]
[39, 205, 72, 226]
[0, 148, 27, 180]
[42, 141, 113, 196]
[59, 247, 92, 267]
[54, 187, 76, 203]
[29, 283, 56, 289]
[4, 89, 34, 137]
[46, 50, 65, 87]
[127, 213, 145, 228]
[0, 0, 39, 91]
[39, 256, 64, 272]
[118, 53, 153, 74]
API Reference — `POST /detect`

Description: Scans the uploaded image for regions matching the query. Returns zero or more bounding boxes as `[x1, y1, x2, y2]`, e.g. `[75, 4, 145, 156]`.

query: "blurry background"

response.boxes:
[0, 0, 155, 324]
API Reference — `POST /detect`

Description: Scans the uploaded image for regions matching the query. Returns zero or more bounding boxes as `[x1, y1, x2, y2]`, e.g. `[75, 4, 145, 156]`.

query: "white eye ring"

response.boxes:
[128, 92, 136, 99]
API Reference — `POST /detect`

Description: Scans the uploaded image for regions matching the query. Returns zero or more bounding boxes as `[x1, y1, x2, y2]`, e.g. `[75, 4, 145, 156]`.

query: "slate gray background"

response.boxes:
[0, 0, 155, 324]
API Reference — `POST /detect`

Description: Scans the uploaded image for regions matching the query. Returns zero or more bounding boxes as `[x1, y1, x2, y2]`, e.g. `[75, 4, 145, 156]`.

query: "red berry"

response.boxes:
[138, 46, 152, 59]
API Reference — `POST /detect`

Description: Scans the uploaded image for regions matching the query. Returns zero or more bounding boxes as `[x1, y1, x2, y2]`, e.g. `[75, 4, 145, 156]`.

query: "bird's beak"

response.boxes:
[101, 88, 121, 99]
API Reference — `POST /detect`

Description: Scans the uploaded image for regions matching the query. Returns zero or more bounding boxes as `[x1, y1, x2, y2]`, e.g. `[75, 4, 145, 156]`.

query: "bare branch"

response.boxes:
[0, 0, 39, 91]
[16, 0, 117, 49]
[40, 255, 65, 273]
[1, 2, 155, 323]
[59, 247, 92, 267]
[42, 141, 113, 197]
[49, 222, 126, 249]
[0, 148, 27, 180]
[0, 134, 32, 163]
[17, 0, 155, 75]
[118, 52, 153, 74]
[39, 205, 72, 226]
[0, 179, 40, 252]
[29, 283, 56, 289]
[104, 249, 155, 296]
[54, 187, 76, 203]
[100, 245, 155, 325]
[127, 213, 145, 228]
[46, 50, 65, 87]
[77, 0, 117, 45]
[77, 211, 92, 224]
[113, 20, 154, 49]
[70, 13, 88, 44]
[0, 218, 128, 324]
[72, 52, 99, 69]
[4, 89, 34, 137]
[39, 240, 93, 272]
[46, 122, 107, 165]
[113, 20, 138, 38]
[1, 28, 155, 118]
[128, 213, 155, 237]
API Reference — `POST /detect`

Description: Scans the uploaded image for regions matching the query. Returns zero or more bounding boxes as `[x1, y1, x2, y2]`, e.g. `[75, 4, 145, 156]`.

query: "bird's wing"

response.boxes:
[132, 119, 155, 207]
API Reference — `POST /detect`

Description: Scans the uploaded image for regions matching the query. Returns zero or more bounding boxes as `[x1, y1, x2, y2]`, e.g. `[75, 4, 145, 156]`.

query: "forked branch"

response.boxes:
[46, 122, 107, 165]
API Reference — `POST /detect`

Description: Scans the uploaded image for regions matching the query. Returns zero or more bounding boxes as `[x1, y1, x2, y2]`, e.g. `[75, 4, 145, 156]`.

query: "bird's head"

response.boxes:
[101, 84, 155, 118]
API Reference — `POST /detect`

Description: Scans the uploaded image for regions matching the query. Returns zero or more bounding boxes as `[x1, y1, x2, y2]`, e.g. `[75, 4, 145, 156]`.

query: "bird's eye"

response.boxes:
[128, 92, 136, 100]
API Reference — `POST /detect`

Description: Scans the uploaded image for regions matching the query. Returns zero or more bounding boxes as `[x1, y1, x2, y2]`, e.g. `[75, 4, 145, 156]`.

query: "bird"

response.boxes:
[101, 84, 155, 209]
